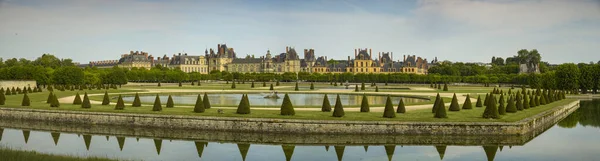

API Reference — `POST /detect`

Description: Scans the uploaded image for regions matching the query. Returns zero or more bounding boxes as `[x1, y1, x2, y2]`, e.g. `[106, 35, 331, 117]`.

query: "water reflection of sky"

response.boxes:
[1, 100, 599, 161]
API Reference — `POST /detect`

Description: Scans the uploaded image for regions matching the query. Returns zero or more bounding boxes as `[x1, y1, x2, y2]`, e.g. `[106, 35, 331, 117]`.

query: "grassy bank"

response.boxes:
[0, 147, 117, 161]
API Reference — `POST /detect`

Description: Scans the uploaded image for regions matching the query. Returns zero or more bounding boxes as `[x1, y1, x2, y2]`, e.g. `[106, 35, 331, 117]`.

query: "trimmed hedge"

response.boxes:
[132, 93, 141, 107]
[166, 95, 174, 108]
[382, 95, 396, 118]
[21, 93, 30, 106]
[360, 94, 370, 112]
[280, 94, 295, 116]
[152, 94, 162, 111]
[462, 94, 473, 109]
[321, 94, 331, 112]
[81, 92, 91, 108]
[203, 93, 211, 109]
[73, 93, 82, 105]
[194, 94, 205, 113]
[433, 96, 447, 118]
[102, 91, 110, 105]
[332, 94, 345, 117]
[236, 94, 251, 114]
[482, 95, 500, 119]
[115, 95, 125, 110]
[448, 93, 460, 111]
[396, 98, 405, 113]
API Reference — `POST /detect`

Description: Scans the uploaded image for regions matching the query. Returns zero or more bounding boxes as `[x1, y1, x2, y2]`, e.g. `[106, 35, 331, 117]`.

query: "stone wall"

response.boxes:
[0, 80, 37, 89]
[0, 100, 579, 136]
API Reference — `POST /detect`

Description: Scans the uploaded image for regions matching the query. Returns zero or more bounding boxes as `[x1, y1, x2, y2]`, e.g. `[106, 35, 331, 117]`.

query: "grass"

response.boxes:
[0, 147, 117, 161]
[0, 87, 576, 122]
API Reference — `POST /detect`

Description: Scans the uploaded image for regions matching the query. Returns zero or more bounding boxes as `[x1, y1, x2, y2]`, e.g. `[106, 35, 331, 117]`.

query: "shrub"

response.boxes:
[81, 92, 91, 108]
[506, 96, 517, 113]
[449, 93, 460, 111]
[360, 94, 370, 112]
[361, 82, 365, 90]
[483, 95, 500, 119]
[497, 94, 505, 115]
[462, 94, 473, 109]
[483, 93, 489, 106]
[355, 85, 359, 92]
[72, 93, 82, 105]
[430, 83, 434, 88]
[152, 94, 162, 111]
[434, 97, 447, 118]
[0, 90, 5, 105]
[50, 93, 60, 108]
[237, 94, 250, 114]
[437, 84, 442, 90]
[132, 93, 141, 107]
[21, 93, 30, 106]
[310, 83, 314, 90]
[158, 82, 161, 87]
[194, 94, 205, 113]
[516, 93, 524, 110]
[263, 82, 266, 87]
[321, 94, 331, 112]
[46, 92, 53, 103]
[203, 93, 211, 109]
[443, 83, 448, 91]
[270, 84, 274, 90]
[166, 95, 174, 108]
[334, 82, 337, 86]
[294, 82, 299, 91]
[529, 95, 535, 108]
[535, 95, 540, 107]
[375, 86, 379, 92]
[383, 95, 396, 118]
[178, 82, 182, 87]
[276, 80, 280, 86]
[197, 81, 201, 86]
[231, 81, 236, 89]
[432, 93, 441, 113]
[280, 94, 295, 116]
[115, 95, 125, 110]
[191, 81, 195, 86]
[396, 98, 405, 113]
[332, 94, 345, 117]
[102, 91, 110, 105]
[251, 82, 255, 88]
[27, 87, 32, 93]
[540, 92, 547, 105]
[5, 88, 10, 96]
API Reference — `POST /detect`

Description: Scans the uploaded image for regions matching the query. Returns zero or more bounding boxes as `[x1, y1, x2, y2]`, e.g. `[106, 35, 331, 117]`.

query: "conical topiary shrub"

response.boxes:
[375, 86, 379, 92]
[332, 94, 345, 117]
[443, 83, 448, 91]
[396, 99, 405, 113]
[432, 93, 441, 113]
[355, 85, 359, 92]
[0, 90, 5, 105]
[506, 96, 517, 113]
[294, 82, 299, 91]
[236, 94, 250, 114]
[449, 93, 460, 111]
[276, 80, 280, 86]
[73, 93, 82, 105]
[132, 93, 141, 107]
[280, 94, 295, 116]
[47, 92, 53, 103]
[475, 95, 483, 107]
[497, 94, 505, 115]
[179, 82, 182, 87]
[158, 82, 161, 87]
[166, 95, 174, 108]
[251, 82, 255, 88]
[310, 83, 314, 90]
[321, 94, 331, 112]
[21, 93, 30, 106]
[152, 95, 162, 111]
[383, 95, 396, 118]
[263, 82, 266, 87]
[115, 95, 125, 110]
[483, 93, 489, 106]
[516, 94, 524, 111]
[270, 84, 274, 90]
[50, 93, 60, 108]
[194, 94, 205, 113]
[529, 95, 535, 108]
[81, 92, 91, 108]
[360, 94, 370, 112]
[231, 81, 236, 89]
[361, 82, 365, 90]
[434, 97, 447, 118]
[102, 91, 110, 105]
[203, 93, 211, 109]
[462, 94, 473, 109]
[483, 96, 500, 119]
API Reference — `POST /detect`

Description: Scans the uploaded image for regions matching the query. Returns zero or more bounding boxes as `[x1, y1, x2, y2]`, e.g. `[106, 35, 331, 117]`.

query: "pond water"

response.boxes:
[0, 100, 599, 161]
[122, 93, 427, 106]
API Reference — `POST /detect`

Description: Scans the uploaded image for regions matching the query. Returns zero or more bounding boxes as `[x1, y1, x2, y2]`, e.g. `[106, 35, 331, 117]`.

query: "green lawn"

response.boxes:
[0, 88, 576, 122]
[0, 147, 116, 161]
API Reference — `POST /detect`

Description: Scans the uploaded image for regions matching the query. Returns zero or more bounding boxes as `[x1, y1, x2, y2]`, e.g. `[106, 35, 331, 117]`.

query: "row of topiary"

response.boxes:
[429, 83, 449, 91]
[1, 86, 43, 96]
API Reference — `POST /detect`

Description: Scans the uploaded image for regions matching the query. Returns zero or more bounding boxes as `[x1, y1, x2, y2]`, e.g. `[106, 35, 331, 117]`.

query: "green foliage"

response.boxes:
[434, 96, 447, 118]
[321, 94, 331, 112]
[449, 93, 460, 111]
[132, 93, 141, 107]
[50, 94, 60, 108]
[21, 93, 30, 106]
[231, 81, 236, 89]
[251, 82, 255, 88]
[269, 84, 274, 90]
[516, 92, 524, 110]
[280, 94, 295, 116]
[73, 93, 82, 105]
[236, 94, 251, 114]
[355, 85, 359, 92]
[383, 95, 396, 118]
[152, 95, 162, 111]
[498, 94, 505, 115]
[276, 80, 280, 86]
[443, 83, 448, 91]
[81, 92, 91, 108]
[529, 95, 535, 108]
[166, 95, 174, 108]
[158, 82, 161, 87]
[475, 95, 483, 107]
[203, 93, 211, 109]
[178, 82, 182, 87]
[555, 63, 580, 91]
[360, 94, 370, 112]
[102, 91, 110, 105]
[332, 94, 345, 117]
[294, 82, 299, 91]
[115, 95, 124, 110]
[194, 94, 205, 113]
[310, 83, 314, 90]
[437, 84, 442, 90]
[5, 88, 11, 96]
[523, 93, 530, 109]
[483, 95, 500, 119]
[263, 82, 266, 87]
[462, 94, 473, 109]
[506, 96, 517, 113]
[432, 93, 441, 113]
[375, 86, 379, 92]
[396, 99, 406, 113]
[0, 90, 4, 105]
[361, 82, 365, 90]
[484, 93, 489, 106]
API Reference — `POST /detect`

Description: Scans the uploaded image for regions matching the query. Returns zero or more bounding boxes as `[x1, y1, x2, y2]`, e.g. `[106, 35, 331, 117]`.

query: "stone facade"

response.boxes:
[0, 100, 579, 135]
[227, 46, 301, 74]
[0, 80, 37, 89]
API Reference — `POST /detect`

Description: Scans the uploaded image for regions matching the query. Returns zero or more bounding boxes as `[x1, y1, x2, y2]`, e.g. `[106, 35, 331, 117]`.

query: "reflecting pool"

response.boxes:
[1, 99, 599, 161]
[122, 93, 427, 106]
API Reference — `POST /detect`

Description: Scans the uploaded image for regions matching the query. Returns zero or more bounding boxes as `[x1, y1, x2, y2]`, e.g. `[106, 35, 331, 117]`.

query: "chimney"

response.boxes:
[218, 44, 221, 49]
[378, 52, 381, 62]
[348, 56, 350, 63]
[403, 55, 406, 62]
[369, 49, 372, 58]
[354, 49, 357, 57]
[286, 46, 289, 53]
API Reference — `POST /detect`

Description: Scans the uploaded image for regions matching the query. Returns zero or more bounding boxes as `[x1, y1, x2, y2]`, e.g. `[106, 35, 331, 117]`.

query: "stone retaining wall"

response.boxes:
[0, 80, 37, 89]
[0, 100, 580, 135]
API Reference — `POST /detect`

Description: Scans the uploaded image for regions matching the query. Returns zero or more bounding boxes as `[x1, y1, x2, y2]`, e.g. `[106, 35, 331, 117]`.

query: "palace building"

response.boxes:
[227, 46, 301, 73]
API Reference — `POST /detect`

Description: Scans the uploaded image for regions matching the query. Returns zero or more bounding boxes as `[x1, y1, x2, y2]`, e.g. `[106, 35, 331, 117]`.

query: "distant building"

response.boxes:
[519, 63, 540, 74]
[227, 46, 301, 73]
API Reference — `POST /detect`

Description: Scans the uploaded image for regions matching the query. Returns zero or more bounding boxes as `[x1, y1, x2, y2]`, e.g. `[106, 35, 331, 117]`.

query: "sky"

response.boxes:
[0, 0, 599, 64]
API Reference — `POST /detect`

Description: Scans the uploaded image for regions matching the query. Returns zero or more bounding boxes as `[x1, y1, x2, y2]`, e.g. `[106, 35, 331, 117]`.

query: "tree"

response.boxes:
[432, 93, 441, 113]
[443, 83, 449, 91]
[396, 99, 406, 113]
[294, 82, 299, 91]
[81, 92, 91, 108]
[475, 95, 483, 107]
[236, 94, 250, 114]
[523, 93, 530, 109]
[383, 95, 396, 118]
[321, 94, 331, 112]
[21, 93, 30, 106]
[115, 95, 125, 110]
[332, 94, 345, 117]
[449, 93, 460, 111]
[360, 94, 370, 112]
[203, 93, 211, 109]
[506, 96, 517, 113]
[132, 93, 141, 107]
[231, 81, 236, 89]
[152, 94, 162, 111]
[484, 93, 489, 106]
[102, 91, 110, 105]
[276, 80, 280, 86]
[50, 93, 60, 108]
[280, 94, 295, 116]
[555, 63, 580, 91]
[73, 93, 82, 105]
[434, 97, 447, 118]
[194, 94, 205, 113]
[516, 93, 524, 110]
[483, 95, 500, 119]
[462, 94, 473, 109]
[498, 94, 505, 115]
[166, 95, 174, 108]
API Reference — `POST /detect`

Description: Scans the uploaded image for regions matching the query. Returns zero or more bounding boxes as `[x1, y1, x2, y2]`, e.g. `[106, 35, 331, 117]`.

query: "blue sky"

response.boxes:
[0, 0, 599, 64]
